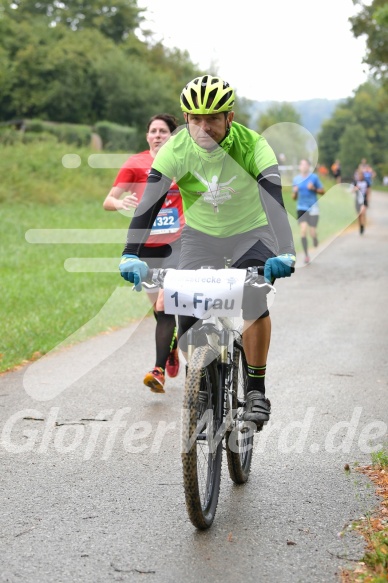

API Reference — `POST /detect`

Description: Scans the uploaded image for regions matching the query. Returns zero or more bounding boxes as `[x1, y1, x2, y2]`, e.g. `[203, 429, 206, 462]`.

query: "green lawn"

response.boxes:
[0, 142, 150, 372]
[0, 141, 360, 372]
[1, 200, 153, 373]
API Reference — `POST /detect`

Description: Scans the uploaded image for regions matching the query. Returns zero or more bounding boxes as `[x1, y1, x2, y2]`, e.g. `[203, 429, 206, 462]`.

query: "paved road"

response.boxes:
[1, 191, 388, 583]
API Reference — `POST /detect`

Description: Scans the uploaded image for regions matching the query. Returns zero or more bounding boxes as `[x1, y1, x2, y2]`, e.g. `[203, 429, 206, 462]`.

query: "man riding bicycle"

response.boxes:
[119, 75, 296, 430]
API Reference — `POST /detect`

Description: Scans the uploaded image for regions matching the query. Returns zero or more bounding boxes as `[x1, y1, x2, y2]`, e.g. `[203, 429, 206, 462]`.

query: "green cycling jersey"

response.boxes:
[152, 121, 278, 238]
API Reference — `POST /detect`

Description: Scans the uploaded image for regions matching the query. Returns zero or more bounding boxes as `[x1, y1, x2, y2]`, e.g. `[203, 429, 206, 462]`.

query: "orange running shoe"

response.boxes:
[165, 348, 180, 378]
[143, 367, 165, 393]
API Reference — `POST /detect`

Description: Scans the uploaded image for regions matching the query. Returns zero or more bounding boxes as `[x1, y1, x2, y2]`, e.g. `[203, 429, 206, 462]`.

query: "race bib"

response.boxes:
[164, 269, 246, 318]
[150, 207, 179, 235]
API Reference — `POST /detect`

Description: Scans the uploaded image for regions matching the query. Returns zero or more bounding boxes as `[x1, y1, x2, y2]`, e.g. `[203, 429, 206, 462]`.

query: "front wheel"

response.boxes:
[181, 345, 222, 529]
[226, 339, 254, 484]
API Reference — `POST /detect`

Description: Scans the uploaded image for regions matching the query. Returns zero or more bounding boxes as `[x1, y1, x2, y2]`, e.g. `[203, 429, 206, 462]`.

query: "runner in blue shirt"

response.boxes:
[292, 158, 325, 264]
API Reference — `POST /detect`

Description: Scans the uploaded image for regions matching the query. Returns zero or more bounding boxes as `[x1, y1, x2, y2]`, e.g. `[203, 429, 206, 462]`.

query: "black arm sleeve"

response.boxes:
[122, 169, 172, 256]
[257, 164, 295, 255]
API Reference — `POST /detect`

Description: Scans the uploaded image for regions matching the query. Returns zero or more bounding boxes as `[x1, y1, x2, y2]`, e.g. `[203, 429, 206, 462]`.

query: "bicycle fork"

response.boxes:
[186, 326, 232, 444]
[217, 328, 229, 429]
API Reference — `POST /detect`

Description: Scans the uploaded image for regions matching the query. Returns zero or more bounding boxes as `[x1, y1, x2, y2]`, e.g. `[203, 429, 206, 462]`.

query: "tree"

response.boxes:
[0, 1, 259, 133]
[256, 102, 301, 133]
[0, 19, 115, 122]
[256, 103, 312, 167]
[351, 81, 388, 149]
[317, 106, 353, 169]
[350, 0, 388, 81]
[0, 9, 201, 125]
[0, 0, 144, 43]
[338, 124, 371, 180]
[232, 95, 251, 127]
[95, 51, 182, 133]
[317, 81, 388, 177]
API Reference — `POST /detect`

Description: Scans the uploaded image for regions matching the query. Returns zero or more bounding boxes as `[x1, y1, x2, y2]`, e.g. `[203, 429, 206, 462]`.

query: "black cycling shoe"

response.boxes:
[243, 390, 271, 431]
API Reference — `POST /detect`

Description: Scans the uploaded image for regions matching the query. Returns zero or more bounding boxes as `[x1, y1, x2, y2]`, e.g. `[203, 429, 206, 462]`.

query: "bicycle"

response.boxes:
[142, 263, 276, 529]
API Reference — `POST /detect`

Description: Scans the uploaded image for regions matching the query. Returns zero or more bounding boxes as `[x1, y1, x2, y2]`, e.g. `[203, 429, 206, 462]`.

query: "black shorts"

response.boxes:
[178, 224, 277, 269]
[355, 202, 361, 215]
[139, 239, 181, 269]
[178, 225, 276, 321]
[355, 197, 368, 214]
[297, 210, 319, 227]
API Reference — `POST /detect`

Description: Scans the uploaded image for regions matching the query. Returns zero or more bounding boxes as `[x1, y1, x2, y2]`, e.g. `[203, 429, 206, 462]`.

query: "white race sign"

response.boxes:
[164, 269, 246, 318]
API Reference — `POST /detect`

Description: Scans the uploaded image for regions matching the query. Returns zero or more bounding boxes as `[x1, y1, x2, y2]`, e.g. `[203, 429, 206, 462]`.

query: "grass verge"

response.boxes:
[0, 141, 151, 373]
[341, 447, 388, 582]
[1, 200, 151, 373]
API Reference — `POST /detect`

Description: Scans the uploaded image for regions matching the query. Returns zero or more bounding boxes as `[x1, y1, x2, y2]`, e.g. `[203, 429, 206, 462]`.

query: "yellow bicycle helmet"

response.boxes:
[180, 75, 235, 114]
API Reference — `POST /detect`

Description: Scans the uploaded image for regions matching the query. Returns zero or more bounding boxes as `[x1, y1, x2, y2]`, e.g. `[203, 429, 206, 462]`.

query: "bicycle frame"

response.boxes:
[143, 266, 275, 435]
[186, 316, 237, 435]
[140, 265, 277, 529]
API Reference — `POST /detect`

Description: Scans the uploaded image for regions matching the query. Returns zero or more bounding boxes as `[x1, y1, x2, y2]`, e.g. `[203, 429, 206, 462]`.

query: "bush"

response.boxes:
[0, 127, 57, 146]
[24, 119, 46, 133]
[0, 118, 139, 151]
[94, 120, 138, 152]
[49, 123, 92, 147]
[0, 128, 23, 145]
[21, 131, 58, 145]
[24, 119, 92, 147]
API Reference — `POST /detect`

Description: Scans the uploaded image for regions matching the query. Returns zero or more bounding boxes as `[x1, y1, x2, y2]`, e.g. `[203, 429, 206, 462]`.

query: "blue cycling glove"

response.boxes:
[264, 254, 296, 283]
[119, 254, 149, 291]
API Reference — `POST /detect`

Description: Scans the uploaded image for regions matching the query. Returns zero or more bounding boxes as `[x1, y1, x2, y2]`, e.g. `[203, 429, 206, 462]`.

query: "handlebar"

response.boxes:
[140, 265, 293, 291]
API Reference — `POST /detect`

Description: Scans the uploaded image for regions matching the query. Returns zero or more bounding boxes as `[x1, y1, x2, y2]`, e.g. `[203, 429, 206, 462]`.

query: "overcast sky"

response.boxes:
[137, 0, 369, 102]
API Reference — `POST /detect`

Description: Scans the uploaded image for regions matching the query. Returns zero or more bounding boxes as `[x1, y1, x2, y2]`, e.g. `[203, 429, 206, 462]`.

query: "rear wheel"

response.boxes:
[181, 345, 222, 529]
[226, 339, 254, 484]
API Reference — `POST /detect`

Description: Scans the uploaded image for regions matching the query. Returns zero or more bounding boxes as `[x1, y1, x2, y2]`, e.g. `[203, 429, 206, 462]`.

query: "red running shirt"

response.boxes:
[113, 150, 184, 247]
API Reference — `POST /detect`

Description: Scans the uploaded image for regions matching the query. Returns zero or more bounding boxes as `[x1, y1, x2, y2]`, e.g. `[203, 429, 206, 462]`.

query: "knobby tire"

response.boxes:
[181, 345, 222, 529]
[226, 339, 254, 484]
